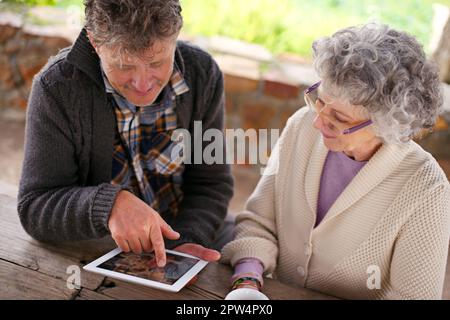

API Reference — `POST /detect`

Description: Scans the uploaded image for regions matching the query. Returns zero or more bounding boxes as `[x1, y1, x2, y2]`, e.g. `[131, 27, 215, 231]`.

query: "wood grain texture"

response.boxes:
[0, 193, 370, 300]
[0, 258, 77, 300]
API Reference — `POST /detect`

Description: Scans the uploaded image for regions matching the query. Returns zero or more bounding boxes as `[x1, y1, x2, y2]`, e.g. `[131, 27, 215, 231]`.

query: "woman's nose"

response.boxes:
[313, 113, 324, 130]
[313, 112, 337, 132]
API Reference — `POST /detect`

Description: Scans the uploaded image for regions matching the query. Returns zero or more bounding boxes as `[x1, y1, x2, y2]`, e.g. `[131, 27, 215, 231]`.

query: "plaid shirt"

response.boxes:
[102, 65, 189, 216]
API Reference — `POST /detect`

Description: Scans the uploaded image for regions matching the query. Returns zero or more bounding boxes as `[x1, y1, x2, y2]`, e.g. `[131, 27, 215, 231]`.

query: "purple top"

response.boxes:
[315, 151, 367, 227]
[231, 151, 367, 286]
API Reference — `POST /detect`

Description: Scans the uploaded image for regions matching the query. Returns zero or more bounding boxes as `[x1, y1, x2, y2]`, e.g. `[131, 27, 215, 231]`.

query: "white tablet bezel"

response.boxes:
[83, 248, 208, 293]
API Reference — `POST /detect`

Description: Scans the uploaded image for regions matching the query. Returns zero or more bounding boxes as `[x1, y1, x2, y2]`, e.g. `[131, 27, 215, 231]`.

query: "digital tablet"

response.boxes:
[83, 248, 208, 292]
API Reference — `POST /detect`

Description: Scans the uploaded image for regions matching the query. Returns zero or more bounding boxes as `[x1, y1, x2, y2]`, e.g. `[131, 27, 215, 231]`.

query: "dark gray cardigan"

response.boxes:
[17, 29, 233, 249]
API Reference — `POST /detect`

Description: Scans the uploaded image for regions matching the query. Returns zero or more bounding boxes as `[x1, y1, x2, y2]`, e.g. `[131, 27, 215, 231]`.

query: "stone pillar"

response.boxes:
[0, 12, 73, 110]
[430, 4, 450, 83]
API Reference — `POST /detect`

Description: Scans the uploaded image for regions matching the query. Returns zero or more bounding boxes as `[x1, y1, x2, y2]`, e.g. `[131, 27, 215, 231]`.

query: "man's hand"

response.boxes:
[108, 190, 180, 267]
[173, 243, 221, 262]
[173, 243, 221, 286]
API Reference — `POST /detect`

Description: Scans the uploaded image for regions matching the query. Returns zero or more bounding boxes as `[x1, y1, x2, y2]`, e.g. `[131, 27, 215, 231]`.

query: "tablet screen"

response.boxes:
[97, 251, 199, 285]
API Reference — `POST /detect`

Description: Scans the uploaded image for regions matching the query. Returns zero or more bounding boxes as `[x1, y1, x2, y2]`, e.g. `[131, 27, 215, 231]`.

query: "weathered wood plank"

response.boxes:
[75, 288, 114, 300]
[99, 278, 212, 300]
[0, 258, 76, 300]
[0, 194, 340, 300]
[0, 194, 116, 259]
[263, 278, 337, 300]
[186, 284, 222, 300]
[191, 262, 231, 299]
[0, 193, 336, 300]
[0, 194, 105, 291]
[0, 237, 106, 291]
[193, 262, 337, 300]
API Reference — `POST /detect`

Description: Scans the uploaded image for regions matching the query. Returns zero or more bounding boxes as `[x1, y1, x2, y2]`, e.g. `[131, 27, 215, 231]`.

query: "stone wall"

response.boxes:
[0, 12, 73, 110]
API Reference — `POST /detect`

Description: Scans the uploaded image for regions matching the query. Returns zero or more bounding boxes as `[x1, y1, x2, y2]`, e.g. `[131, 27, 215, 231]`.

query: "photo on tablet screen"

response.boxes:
[97, 251, 199, 285]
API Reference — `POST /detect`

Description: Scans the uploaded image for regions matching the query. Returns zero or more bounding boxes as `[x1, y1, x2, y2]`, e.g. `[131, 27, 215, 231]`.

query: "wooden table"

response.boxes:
[0, 194, 336, 300]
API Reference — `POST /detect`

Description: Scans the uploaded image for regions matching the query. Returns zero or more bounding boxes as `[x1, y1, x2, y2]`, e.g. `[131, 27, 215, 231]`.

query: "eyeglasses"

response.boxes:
[304, 81, 373, 136]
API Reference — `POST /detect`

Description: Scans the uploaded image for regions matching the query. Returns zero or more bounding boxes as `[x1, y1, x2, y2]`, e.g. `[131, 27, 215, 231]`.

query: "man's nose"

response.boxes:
[132, 73, 153, 92]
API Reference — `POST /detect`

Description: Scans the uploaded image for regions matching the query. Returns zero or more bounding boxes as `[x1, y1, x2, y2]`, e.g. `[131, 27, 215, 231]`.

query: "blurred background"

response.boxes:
[3, 0, 450, 57]
[0, 0, 449, 213]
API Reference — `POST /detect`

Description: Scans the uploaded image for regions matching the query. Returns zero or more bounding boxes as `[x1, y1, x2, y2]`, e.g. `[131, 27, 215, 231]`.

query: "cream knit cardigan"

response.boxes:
[221, 107, 450, 300]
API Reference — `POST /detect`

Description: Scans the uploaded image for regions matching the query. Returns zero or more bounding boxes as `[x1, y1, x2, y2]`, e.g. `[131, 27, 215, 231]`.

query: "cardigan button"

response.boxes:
[297, 266, 305, 277]
[304, 244, 312, 256]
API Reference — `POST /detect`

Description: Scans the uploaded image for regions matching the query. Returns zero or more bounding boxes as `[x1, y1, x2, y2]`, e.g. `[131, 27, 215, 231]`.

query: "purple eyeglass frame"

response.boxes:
[305, 81, 373, 135]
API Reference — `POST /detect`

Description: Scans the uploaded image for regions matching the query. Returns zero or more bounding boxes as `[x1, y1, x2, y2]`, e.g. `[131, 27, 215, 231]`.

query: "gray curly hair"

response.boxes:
[312, 23, 443, 144]
[84, 0, 183, 53]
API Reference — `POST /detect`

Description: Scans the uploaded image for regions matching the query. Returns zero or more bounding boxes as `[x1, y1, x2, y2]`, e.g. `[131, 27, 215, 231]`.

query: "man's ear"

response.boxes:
[86, 30, 99, 52]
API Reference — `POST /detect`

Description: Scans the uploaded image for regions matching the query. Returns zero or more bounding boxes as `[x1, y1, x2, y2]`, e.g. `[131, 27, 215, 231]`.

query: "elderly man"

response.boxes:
[18, 0, 233, 267]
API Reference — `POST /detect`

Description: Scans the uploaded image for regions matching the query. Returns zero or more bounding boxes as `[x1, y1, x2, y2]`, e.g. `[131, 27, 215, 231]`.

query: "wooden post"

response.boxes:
[430, 4, 450, 83]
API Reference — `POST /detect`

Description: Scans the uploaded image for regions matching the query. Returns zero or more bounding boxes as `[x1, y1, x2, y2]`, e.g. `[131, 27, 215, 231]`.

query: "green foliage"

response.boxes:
[4, 0, 450, 57]
[2, 0, 56, 5]
[182, 0, 450, 57]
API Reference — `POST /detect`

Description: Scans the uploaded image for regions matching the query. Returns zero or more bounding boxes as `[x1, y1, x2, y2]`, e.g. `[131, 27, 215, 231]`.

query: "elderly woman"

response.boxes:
[221, 23, 450, 300]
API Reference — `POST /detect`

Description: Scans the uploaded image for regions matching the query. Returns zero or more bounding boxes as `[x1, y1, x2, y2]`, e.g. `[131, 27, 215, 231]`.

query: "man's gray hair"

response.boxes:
[84, 0, 183, 53]
[312, 23, 443, 144]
